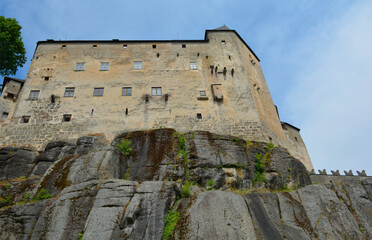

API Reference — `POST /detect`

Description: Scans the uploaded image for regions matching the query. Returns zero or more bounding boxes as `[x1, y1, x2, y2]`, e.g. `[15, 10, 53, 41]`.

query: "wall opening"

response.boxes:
[21, 116, 30, 123]
[196, 113, 202, 119]
[2, 112, 9, 118]
[182, 44, 186, 48]
[152, 44, 156, 49]
[63, 114, 72, 122]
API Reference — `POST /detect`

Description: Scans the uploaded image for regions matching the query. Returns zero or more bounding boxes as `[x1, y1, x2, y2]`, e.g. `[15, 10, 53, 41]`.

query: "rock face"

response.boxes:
[0, 129, 371, 240]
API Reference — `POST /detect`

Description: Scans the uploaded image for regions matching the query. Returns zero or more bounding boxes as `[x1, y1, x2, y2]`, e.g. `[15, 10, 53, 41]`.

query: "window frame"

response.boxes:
[93, 88, 104, 97]
[122, 87, 132, 96]
[29, 90, 40, 99]
[134, 61, 143, 70]
[64, 87, 75, 97]
[2, 112, 9, 118]
[151, 87, 162, 96]
[62, 114, 72, 122]
[200, 91, 206, 96]
[190, 62, 197, 70]
[75, 62, 85, 71]
[100, 62, 110, 71]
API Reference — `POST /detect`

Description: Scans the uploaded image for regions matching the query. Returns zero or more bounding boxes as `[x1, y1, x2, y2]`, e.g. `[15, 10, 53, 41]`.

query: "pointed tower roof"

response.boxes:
[213, 25, 231, 30]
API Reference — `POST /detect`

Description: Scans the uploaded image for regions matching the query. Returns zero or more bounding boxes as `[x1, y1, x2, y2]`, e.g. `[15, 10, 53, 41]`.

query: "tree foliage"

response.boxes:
[0, 16, 26, 77]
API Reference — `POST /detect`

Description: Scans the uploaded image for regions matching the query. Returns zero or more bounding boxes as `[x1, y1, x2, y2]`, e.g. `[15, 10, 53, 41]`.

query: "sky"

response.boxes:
[1, 0, 371, 175]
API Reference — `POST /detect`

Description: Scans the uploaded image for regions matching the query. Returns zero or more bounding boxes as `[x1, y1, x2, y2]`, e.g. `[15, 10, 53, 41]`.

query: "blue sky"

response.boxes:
[1, 0, 372, 175]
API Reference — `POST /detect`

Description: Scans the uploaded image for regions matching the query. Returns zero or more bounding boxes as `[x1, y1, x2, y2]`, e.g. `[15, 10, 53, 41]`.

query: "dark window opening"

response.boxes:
[91, 109, 94, 115]
[21, 116, 30, 123]
[63, 114, 72, 122]
[125, 108, 128, 115]
[197, 113, 202, 119]
[123, 44, 127, 49]
[2, 112, 9, 118]
[295, 137, 298, 142]
[51, 94, 55, 103]
[92, 44, 97, 49]
[61, 45, 66, 49]
[182, 44, 186, 48]
[221, 40, 226, 44]
[152, 87, 162, 96]
[5, 93, 15, 99]
[152, 44, 156, 49]
[157, 53, 160, 58]
[197, 53, 200, 57]
[44, 76, 49, 81]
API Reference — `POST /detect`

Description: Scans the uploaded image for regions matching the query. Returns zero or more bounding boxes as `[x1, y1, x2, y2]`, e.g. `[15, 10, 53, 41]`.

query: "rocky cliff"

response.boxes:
[0, 129, 371, 240]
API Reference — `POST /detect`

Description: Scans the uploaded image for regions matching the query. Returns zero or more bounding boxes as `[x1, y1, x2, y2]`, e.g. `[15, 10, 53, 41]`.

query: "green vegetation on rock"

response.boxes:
[163, 208, 180, 240]
[117, 139, 132, 157]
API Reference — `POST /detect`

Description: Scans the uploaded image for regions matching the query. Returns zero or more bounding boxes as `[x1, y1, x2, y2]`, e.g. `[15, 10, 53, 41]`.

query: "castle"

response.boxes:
[0, 26, 313, 170]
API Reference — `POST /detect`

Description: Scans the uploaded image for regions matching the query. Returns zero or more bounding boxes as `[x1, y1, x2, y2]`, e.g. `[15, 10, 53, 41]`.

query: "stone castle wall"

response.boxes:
[0, 29, 313, 170]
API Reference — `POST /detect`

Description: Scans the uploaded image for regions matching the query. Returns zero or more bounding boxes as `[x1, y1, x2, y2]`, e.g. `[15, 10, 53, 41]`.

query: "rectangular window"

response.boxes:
[75, 62, 85, 71]
[152, 87, 162, 96]
[122, 87, 132, 96]
[182, 44, 186, 48]
[29, 90, 40, 99]
[21, 116, 30, 123]
[123, 44, 127, 49]
[197, 113, 202, 119]
[63, 114, 72, 122]
[93, 44, 97, 49]
[152, 44, 156, 49]
[221, 40, 226, 44]
[2, 112, 8, 118]
[100, 62, 109, 71]
[200, 91, 206, 96]
[61, 44, 67, 49]
[134, 61, 143, 70]
[190, 62, 197, 70]
[93, 88, 104, 96]
[64, 87, 75, 97]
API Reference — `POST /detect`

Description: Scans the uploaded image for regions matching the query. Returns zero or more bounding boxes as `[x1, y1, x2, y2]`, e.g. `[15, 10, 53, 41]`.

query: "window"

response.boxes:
[44, 76, 50, 81]
[61, 45, 67, 49]
[93, 88, 104, 96]
[197, 113, 202, 119]
[2, 112, 8, 118]
[63, 114, 72, 122]
[75, 62, 85, 71]
[29, 90, 40, 99]
[134, 61, 143, 70]
[152, 87, 162, 96]
[200, 91, 206, 96]
[21, 116, 30, 123]
[100, 62, 109, 71]
[122, 87, 132, 96]
[190, 62, 197, 70]
[92, 44, 97, 49]
[152, 44, 156, 49]
[64, 87, 75, 97]
[221, 40, 226, 44]
[182, 44, 186, 48]
[123, 44, 127, 49]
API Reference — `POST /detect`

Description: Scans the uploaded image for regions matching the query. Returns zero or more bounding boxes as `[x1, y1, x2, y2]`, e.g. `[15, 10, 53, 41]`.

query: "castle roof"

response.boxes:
[213, 25, 231, 30]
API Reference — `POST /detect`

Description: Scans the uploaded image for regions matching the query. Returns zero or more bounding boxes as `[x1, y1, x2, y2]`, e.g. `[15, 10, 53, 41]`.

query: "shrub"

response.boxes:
[163, 208, 180, 240]
[117, 139, 132, 157]
[182, 180, 191, 198]
[77, 233, 83, 240]
[24, 192, 31, 199]
[36, 189, 51, 200]
[252, 153, 268, 184]
[207, 179, 215, 191]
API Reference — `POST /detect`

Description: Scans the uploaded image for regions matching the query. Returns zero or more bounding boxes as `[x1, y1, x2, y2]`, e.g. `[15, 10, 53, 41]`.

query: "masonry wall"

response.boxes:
[0, 30, 312, 170]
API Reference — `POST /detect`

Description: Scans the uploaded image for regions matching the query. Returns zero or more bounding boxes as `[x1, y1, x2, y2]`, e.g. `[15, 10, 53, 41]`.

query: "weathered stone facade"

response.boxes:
[0, 26, 313, 170]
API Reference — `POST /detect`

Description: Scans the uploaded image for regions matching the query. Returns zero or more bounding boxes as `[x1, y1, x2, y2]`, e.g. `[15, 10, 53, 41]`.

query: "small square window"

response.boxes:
[100, 62, 109, 71]
[190, 62, 197, 70]
[2, 112, 9, 118]
[64, 87, 75, 97]
[221, 40, 226, 44]
[123, 44, 127, 49]
[63, 114, 72, 122]
[200, 91, 206, 96]
[151, 87, 162, 96]
[122, 87, 132, 96]
[93, 88, 104, 96]
[76, 62, 85, 71]
[197, 113, 202, 119]
[134, 61, 143, 70]
[92, 44, 97, 49]
[29, 90, 40, 99]
[182, 44, 186, 48]
[21, 116, 30, 123]
[152, 44, 156, 49]
[61, 45, 67, 49]
[44, 76, 50, 81]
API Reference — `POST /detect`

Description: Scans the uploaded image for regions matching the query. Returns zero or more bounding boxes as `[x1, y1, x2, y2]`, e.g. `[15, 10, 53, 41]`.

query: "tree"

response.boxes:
[0, 16, 26, 77]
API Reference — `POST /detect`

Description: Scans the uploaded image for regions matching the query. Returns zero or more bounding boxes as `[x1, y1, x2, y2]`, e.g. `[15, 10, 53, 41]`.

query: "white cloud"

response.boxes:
[287, 1, 372, 175]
